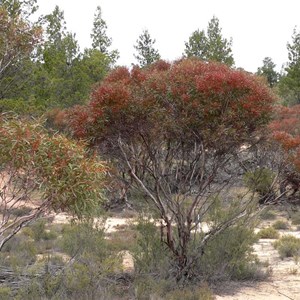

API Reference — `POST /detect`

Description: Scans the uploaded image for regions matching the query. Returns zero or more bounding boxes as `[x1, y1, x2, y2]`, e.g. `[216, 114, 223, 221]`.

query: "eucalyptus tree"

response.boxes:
[256, 57, 279, 87]
[134, 29, 161, 67]
[184, 16, 234, 66]
[279, 27, 300, 104]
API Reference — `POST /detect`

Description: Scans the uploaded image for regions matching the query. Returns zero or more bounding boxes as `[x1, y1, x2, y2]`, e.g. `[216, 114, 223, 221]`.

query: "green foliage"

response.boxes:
[273, 235, 300, 258]
[0, 115, 106, 218]
[133, 216, 170, 275]
[272, 220, 290, 230]
[0, 286, 12, 300]
[256, 57, 279, 87]
[0, 3, 115, 111]
[10, 206, 32, 217]
[134, 29, 161, 67]
[15, 279, 44, 300]
[291, 211, 300, 225]
[1, 233, 37, 268]
[1, 0, 38, 19]
[165, 284, 214, 300]
[3, 220, 123, 299]
[91, 5, 119, 64]
[0, 98, 45, 115]
[184, 16, 234, 66]
[134, 277, 173, 300]
[0, 114, 106, 250]
[133, 205, 260, 282]
[278, 27, 300, 104]
[197, 224, 260, 281]
[0, 4, 41, 101]
[259, 209, 277, 220]
[29, 219, 57, 241]
[257, 227, 280, 239]
[244, 168, 275, 203]
[134, 278, 214, 300]
[60, 221, 107, 258]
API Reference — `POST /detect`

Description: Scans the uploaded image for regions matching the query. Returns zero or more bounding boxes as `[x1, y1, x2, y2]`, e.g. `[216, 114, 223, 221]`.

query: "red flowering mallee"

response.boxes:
[66, 58, 275, 148]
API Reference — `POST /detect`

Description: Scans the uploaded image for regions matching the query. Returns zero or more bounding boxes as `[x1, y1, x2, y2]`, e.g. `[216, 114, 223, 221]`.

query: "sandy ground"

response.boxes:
[52, 213, 300, 300]
[215, 224, 300, 300]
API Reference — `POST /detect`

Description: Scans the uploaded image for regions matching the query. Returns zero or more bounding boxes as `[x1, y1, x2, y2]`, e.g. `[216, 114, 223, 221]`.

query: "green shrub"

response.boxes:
[257, 227, 280, 239]
[132, 216, 170, 276]
[273, 235, 300, 258]
[106, 229, 136, 252]
[291, 212, 300, 225]
[1, 234, 37, 268]
[60, 221, 107, 257]
[197, 225, 260, 281]
[15, 280, 44, 300]
[244, 168, 275, 203]
[165, 284, 214, 300]
[134, 276, 173, 300]
[30, 219, 47, 241]
[0, 286, 12, 300]
[272, 220, 289, 230]
[134, 278, 214, 300]
[10, 206, 32, 217]
[259, 209, 277, 220]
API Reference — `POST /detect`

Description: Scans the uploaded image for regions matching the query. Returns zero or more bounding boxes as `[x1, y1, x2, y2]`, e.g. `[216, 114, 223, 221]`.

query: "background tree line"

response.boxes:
[1, 0, 300, 114]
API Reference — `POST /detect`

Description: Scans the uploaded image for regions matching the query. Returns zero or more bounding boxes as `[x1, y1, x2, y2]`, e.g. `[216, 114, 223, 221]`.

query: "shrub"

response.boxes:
[165, 284, 214, 300]
[12, 221, 122, 299]
[106, 229, 136, 252]
[133, 210, 260, 282]
[0, 114, 106, 250]
[134, 278, 214, 300]
[60, 221, 106, 257]
[133, 216, 170, 276]
[1, 234, 37, 268]
[244, 168, 276, 203]
[260, 209, 277, 220]
[257, 227, 280, 239]
[273, 235, 300, 258]
[30, 219, 47, 241]
[272, 220, 290, 230]
[291, 212, 300, 225]
[10, 207, 32, 217]
[0, 286, 12, 300]
[197, 224, 260, 281]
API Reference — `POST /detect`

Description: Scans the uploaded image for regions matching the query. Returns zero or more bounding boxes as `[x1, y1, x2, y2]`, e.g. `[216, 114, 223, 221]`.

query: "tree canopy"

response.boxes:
[256, 57, 279, 88]
[133, 29, 161, 67]
[279, 27, 300, 104]
[0, 113, 106, 249]
[184, 16, 234, 66]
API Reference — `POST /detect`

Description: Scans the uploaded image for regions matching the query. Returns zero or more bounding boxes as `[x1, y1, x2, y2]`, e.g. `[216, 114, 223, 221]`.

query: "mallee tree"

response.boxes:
[64, 58, 276, 282]
[0, 114, 106, 250]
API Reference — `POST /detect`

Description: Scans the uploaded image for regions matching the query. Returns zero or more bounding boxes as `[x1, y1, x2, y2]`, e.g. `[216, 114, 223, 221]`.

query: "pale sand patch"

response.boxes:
[119, 250, 134, 273]
[216, 228, 300, 300]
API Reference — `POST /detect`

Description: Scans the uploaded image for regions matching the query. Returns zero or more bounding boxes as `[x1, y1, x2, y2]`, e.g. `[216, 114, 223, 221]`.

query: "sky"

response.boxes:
[36, 0, 300, 72]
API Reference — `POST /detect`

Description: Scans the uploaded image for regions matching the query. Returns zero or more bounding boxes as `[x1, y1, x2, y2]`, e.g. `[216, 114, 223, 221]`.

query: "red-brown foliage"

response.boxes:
[269, 105, 300, 171]
[65, 58, 275, 151]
